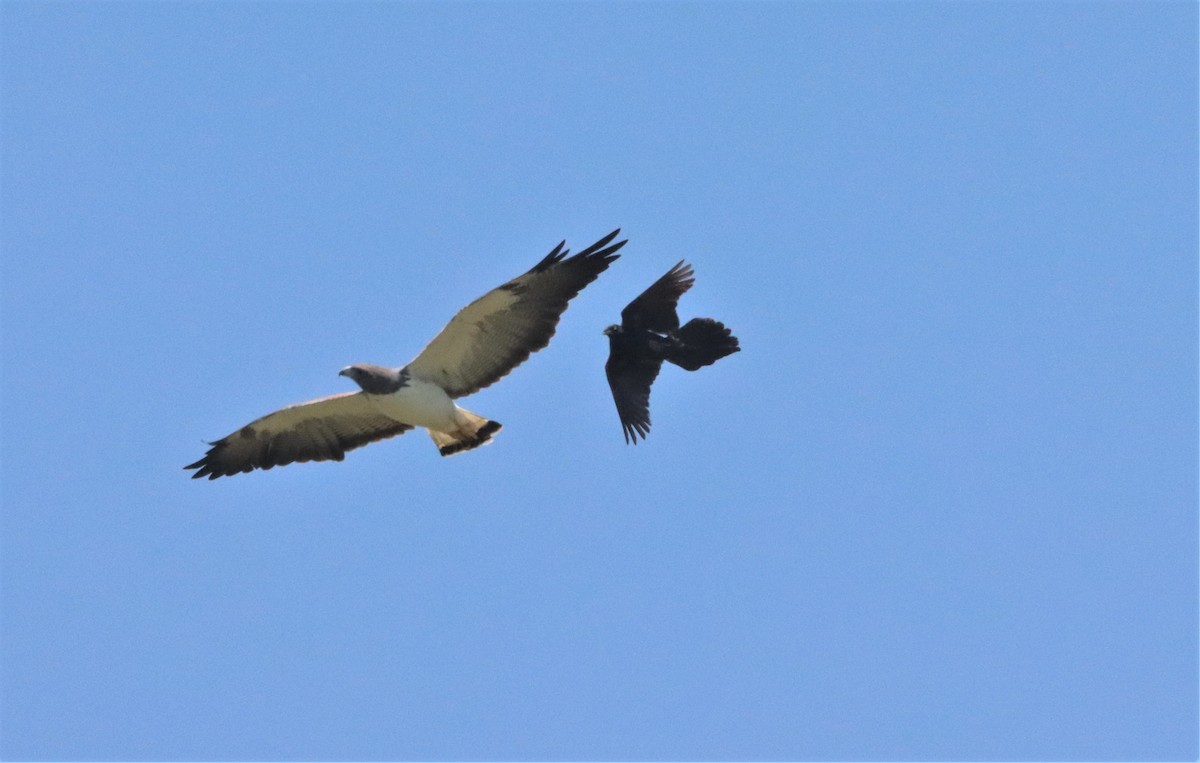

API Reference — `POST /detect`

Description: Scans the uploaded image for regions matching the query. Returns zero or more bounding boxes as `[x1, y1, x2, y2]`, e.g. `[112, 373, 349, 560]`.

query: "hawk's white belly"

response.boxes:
[365, 377, 463, 432]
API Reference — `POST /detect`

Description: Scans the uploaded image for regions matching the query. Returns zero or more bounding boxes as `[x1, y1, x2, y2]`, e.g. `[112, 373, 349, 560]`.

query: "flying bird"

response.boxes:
[186, 229, 626, 479]
[603, 261, 739, 444]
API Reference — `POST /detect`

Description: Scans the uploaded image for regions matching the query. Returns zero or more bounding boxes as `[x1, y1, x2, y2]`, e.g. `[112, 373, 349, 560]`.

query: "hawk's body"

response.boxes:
[187, 230, 625, 479]
[604, 261, 739, 444]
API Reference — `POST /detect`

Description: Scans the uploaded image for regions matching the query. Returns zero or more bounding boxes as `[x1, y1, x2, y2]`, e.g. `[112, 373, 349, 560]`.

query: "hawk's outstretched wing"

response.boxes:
[619, 260, 694, 333]
[406, 229, 625, 398]
[185, 392, 413, 479]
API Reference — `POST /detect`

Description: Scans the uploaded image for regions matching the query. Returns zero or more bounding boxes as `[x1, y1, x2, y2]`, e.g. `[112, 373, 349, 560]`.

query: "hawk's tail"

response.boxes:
[667, 318, 741, 371]
[429, 410, 503, 457]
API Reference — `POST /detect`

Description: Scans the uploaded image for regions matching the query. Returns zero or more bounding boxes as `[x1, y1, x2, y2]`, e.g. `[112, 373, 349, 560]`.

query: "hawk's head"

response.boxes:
[338, 364, 407, 395]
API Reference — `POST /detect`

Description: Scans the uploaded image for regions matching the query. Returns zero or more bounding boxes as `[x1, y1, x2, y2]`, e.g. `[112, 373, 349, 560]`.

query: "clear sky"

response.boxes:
[1, 2, 1196, 760]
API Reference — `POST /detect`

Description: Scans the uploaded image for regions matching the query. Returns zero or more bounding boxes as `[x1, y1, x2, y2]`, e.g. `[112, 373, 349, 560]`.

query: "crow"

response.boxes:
[603, 261, 739, 444]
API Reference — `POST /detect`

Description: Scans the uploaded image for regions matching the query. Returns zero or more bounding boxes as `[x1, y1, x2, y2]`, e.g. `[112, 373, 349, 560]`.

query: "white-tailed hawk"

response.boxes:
[186, 229, 625, 479]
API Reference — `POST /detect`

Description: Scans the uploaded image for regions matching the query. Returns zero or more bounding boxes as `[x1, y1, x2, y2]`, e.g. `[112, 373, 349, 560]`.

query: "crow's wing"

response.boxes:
[605, 348, 663, 445]
[619, 260, 694, 332]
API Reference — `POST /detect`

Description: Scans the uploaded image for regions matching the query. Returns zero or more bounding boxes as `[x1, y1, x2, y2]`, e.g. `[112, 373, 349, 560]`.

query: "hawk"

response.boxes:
[603, 261, 739, 444]
[186, 229, 625, 479]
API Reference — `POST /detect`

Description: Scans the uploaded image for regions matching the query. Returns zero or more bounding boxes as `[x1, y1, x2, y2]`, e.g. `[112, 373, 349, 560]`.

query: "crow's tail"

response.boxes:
[667, 318, 740, 371]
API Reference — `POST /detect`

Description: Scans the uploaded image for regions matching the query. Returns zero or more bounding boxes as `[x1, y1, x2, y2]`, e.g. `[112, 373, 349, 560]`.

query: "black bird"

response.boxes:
[603, 261, 740, 443]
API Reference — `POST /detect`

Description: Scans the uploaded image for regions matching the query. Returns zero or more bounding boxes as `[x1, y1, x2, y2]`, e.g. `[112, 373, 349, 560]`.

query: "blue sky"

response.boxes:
[1, 2, 1196, 760]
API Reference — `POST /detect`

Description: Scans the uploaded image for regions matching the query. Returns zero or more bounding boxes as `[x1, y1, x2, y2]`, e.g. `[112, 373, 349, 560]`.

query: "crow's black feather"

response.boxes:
[604, 261, 739, 444]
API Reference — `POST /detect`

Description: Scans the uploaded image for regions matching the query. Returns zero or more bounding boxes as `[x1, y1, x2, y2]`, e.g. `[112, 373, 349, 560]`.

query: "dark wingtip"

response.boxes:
[669, 260, 695, 290]
[531, 240, 570, 272]
[184, 458, 209, 479]
[185, 439, 222, 479]
[575, 228, 627, 262]
[590, 228, 620, 249]
[185, 461, 221, 480]
[528, 239, 573, 275]
[621, 421, 649, 445]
